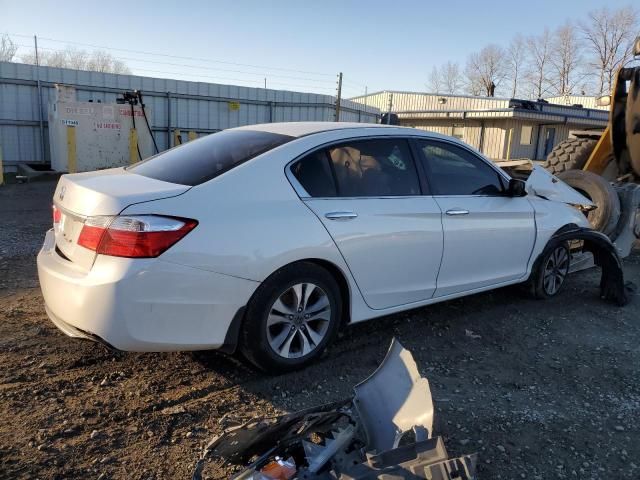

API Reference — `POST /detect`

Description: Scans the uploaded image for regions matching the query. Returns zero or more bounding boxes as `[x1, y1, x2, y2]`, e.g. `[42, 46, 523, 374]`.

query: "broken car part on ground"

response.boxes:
[193, 339, 477, 480]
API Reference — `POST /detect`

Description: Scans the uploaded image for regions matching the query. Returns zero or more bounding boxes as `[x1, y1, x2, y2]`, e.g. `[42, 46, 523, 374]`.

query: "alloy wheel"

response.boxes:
[266, 283, 331, 359]
[543, 246, 570, 296]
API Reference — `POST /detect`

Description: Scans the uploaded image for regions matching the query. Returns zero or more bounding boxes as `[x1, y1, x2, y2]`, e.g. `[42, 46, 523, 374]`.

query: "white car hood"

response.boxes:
[525, 166, 595, 207]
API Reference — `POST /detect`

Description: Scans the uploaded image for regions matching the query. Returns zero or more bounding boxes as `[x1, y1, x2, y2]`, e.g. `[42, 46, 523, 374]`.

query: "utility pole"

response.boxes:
[335, 72, 343, 122]
[386, 92, 393, 124]
[264, 78, 267, 89]
[34, 35, 46, 163]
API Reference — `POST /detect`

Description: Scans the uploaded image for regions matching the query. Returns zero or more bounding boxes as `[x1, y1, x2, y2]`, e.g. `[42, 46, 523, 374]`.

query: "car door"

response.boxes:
[414, 139, 535, 298]
[289, 137, 444, 310]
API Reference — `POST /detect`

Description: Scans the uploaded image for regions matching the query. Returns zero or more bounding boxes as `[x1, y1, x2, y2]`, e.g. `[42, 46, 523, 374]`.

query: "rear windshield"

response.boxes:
[128, 129, 295, 186]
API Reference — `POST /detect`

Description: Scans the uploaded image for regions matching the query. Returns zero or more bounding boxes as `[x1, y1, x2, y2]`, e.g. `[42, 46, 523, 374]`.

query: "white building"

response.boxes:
[350, 91, 609, 160]
[544, 95, 609, 110]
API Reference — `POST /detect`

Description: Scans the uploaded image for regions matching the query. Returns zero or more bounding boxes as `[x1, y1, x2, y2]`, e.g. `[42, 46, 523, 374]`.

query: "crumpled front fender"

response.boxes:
[526, 166, 595, 207]
[539, 227, 632, 306]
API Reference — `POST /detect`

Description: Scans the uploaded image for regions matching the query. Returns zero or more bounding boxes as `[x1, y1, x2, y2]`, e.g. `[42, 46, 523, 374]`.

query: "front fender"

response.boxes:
[533, 227, 631, 306]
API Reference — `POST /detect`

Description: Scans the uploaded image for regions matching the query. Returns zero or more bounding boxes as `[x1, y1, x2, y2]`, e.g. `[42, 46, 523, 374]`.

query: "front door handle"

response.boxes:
[325, 211, 358, 221]
[445, 209, 469, 216]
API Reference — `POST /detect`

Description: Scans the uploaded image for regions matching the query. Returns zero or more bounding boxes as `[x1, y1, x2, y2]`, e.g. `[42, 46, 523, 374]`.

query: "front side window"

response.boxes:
[417, 140, 506, 196]
[326, 138, 420, 197]
[129, 129, 294, 186]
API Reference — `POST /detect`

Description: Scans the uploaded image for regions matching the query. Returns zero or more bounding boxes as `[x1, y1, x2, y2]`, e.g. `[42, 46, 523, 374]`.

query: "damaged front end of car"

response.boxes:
[193, 339, 477, 480]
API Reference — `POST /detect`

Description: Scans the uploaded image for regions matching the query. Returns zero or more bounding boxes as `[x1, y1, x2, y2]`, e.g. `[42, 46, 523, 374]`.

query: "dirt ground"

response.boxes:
[1, 180, 639, 480]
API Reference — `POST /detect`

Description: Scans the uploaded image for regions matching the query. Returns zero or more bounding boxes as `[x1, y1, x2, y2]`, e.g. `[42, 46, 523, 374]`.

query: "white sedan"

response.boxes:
[38, 122, 593, 372]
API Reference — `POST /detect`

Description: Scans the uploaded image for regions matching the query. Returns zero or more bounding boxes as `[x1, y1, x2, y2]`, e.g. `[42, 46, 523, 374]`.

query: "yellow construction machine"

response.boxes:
[543, 36, 640, 251]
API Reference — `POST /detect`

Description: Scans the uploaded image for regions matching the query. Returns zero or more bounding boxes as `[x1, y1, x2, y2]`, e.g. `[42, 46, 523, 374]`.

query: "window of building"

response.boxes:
[520, 125, 533, 145]
[326, 138, 421, 197]
[416, 140, 506, 196]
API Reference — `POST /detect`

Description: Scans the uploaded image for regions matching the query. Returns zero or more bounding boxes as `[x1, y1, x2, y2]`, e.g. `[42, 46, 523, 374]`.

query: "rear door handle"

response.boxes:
[325, 211, 358, 221]
[445, 209, 469, 216]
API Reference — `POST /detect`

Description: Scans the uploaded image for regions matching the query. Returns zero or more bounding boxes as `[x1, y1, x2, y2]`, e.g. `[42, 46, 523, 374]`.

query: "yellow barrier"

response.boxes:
[188, 131, 197, 141]
[174, 129, 182, 146]
[66, 126, 77, 173]
[129, 128, 139, 165]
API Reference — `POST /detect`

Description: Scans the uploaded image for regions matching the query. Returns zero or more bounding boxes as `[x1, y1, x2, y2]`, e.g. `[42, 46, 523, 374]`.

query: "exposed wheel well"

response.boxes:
[219, 258, 352, 355]
[298, 258, 352, 326]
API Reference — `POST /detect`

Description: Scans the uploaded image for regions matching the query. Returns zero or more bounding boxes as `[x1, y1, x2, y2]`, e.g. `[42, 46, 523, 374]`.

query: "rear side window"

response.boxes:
[291, 151, 337, 197]
[417, 140, 506, 196]
[129, 130, 294, 186]
[327, 139, 420, 197]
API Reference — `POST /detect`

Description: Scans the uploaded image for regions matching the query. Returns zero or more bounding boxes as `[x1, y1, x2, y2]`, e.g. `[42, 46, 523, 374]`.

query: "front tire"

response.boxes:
[530, 241, 571, 299]
[240, 262, 342, 373]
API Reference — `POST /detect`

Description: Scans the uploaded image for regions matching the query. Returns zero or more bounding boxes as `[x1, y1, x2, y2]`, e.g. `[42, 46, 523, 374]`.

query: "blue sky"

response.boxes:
[1, 0, 636, 96]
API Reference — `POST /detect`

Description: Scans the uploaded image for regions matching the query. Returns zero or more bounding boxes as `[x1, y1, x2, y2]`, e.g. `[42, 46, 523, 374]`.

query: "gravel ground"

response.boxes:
[1, 180, 639, 480]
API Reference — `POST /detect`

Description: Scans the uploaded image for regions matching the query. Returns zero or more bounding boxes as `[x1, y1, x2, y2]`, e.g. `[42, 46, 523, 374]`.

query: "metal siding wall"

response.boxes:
[545, 95, 609, 110]
[0, 62, 379, 164]
[351, 91, 510, 112]
[506, 120, 536, 160]
[476, 121, 504, 160]
[406, 119, 483, 151]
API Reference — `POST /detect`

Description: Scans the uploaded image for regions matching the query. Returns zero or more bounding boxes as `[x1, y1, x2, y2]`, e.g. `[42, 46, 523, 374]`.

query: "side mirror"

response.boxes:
[596, 95, 611, 107]
[633, 36, 640, 57]
[508, 178, 527, 197]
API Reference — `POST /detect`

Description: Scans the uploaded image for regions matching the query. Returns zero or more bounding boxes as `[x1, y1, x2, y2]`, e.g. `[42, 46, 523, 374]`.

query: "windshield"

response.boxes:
[128, 129, 295, 186]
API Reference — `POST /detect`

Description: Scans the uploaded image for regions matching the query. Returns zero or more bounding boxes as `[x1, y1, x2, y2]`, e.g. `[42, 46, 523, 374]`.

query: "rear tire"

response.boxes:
[240, 262, 342, 373]
[543, 138, 597, 175]
[556, 170, 621, 236]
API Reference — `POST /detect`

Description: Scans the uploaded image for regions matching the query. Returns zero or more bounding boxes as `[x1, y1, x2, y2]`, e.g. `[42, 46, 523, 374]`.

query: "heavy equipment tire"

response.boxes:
[543, 138, 598, 175]
[240, 262, 341, 373]
[556, 170, 621, 236]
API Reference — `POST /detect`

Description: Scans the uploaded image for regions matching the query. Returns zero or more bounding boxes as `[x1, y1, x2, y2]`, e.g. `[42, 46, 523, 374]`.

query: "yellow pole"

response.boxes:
[506, 128, 513, 161]
[0, 143, 4, 185]
[129, 128, 138, 165]
[188, 131, 197, 141]
[66, 126, 77, 173]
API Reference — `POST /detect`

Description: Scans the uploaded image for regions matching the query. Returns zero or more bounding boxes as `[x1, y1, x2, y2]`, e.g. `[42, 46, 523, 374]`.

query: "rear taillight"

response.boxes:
[77, 215, 197, 258]
[52, 205, 62, 225]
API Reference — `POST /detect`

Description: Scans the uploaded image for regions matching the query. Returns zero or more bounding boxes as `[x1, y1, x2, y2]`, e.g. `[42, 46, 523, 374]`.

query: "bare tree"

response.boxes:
[428, 62, 463, 94]
[525, 29, 554, 99]
[0, 34, 18, 62]
[550, 22, 584, 96]
[66, 48, 89, 70]
[580, 6, 639, 94]
[21, 46, 131, 74]
[441, 61, 463, 94]
[427, 66, 443, 93]
[464, 44, 506, 96]
[507, 35, 526, 98]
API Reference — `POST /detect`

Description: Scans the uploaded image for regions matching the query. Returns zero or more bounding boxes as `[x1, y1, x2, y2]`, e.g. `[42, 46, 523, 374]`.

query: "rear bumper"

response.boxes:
[37, 229, 259, 351]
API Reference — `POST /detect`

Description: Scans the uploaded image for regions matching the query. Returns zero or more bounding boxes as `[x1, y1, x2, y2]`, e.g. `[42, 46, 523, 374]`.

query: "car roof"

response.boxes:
[232, 121, 412, 138]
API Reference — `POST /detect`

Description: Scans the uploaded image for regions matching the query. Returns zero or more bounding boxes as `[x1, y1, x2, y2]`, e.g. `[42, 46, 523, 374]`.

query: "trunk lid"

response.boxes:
[52, 167, 190, 269]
